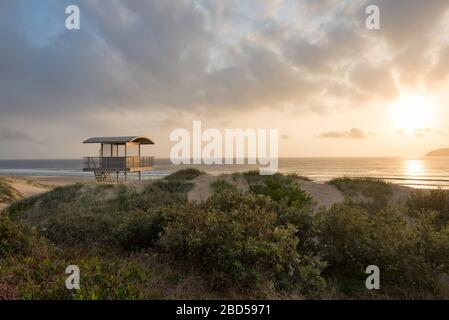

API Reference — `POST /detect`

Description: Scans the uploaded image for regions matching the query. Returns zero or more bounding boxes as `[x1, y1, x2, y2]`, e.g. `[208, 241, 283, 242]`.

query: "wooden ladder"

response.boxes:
[94, 171, 112, 183]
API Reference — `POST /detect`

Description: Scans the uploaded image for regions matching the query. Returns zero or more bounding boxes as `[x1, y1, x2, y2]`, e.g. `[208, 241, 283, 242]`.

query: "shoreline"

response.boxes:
[1, 157, 449, 189]
[1, 172, 448, 190]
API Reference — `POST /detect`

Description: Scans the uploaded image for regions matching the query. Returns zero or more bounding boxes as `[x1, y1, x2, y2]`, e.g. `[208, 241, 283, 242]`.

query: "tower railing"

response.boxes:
[83, 156, 154, 171]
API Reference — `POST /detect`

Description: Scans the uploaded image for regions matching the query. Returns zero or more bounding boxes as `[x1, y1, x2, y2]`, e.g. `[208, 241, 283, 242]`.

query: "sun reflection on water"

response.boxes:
[404, 159, 425, 177]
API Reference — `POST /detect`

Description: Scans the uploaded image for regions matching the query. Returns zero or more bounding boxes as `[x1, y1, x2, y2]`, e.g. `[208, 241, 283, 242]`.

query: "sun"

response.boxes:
[390, 94, 435, 131]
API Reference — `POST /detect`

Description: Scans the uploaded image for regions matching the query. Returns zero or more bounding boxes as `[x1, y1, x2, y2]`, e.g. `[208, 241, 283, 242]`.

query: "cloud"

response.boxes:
[349, 63, 398, 100]
[1, 0, 449, 157]
[370, 0, 449, 86]
[413, 128, 432, 138]
[319, 128, 367, 139]
[398, 128, 447, 138]
[0, 126, 31, 141]
[3, 0, 446, 120]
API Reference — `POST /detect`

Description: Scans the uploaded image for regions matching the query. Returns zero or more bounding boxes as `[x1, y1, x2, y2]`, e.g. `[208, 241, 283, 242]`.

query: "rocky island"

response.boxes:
[426, 148, 449, 157]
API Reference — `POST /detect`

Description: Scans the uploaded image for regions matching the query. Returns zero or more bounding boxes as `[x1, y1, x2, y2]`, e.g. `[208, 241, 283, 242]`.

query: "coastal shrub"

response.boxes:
[33, 184, 84, 212]
[0, 254, 149, 300]
[154, 179, 194, 194]
[7, 188, 124, 247]
[248, 174, 312, 206]
[159, 190, 326, 294]
[413, 213, 449, 274]
[273, 200, 315, 252]
[6, 179, 191, 248]
[113, 208, 175, 251]
[315, 204, 372, 278]
[71, 257, 148, 300]
[287, 173, 312, 181]
[0, 247, 229, 300]
[241, 173, 316, 249]
[315, 204, 443, 297]
[0, 215, 33, 258]
[210, 179, 236, 193]
[5, 195, 37, 217]
[329, 178, 393, 211]
[121, 182, 188, 212]
[164, 168, 204, 182]
[407, 189, 449, 228]
[43, 212, 118, 247]
[0, 255, 68, 300]
[7, 183, 84, 224]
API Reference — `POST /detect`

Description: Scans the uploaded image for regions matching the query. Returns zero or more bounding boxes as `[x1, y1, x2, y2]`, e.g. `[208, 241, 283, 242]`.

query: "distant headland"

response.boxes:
[425, 148, 449, 157]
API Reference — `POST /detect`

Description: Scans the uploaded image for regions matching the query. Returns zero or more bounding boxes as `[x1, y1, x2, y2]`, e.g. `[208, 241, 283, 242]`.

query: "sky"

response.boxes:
[1, 0, 449, 159]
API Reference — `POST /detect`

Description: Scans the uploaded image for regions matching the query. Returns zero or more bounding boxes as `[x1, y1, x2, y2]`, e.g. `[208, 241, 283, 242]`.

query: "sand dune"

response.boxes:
[296, 179, 344, 209]
[188, 174, 345, 209]
[1, 174, 416, 212]
[0, 176, 91, 210]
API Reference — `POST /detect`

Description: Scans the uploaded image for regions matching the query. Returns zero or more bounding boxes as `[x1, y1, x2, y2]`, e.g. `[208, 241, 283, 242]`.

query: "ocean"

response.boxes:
[0, 157, 448, 189]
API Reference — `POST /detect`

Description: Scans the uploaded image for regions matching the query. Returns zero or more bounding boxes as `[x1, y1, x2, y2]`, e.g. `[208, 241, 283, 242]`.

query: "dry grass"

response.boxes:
[0, 177, 22, 205]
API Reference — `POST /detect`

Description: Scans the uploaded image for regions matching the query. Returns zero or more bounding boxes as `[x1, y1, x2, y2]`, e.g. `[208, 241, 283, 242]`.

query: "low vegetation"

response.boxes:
[0, 177, 22, 205]
[1, 170, 449, 299]
[330, 177, 394, 211]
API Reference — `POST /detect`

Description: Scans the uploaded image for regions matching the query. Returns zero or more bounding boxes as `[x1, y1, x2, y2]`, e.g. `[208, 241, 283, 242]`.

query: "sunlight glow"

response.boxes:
[404, 159, 425, 177]
[391, 94, 435, 131]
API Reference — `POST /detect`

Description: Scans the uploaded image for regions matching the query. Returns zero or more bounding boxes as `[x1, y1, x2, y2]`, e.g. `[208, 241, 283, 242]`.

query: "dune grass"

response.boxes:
[329, 177, 394, 211]
[0, 177, 22, 205]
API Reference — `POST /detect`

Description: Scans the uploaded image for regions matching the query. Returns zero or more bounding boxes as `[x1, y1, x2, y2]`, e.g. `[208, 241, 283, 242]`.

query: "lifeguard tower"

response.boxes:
[83, 136, 155, 182]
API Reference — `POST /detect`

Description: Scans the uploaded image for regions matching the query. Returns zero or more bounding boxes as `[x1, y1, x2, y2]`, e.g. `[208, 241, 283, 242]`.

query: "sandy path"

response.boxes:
[188, 175, 249, 202]
[296, 179, 344, 209]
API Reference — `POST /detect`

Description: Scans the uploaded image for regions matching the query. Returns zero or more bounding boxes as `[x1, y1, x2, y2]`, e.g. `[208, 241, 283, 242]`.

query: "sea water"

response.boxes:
[0, 157, 448, 189]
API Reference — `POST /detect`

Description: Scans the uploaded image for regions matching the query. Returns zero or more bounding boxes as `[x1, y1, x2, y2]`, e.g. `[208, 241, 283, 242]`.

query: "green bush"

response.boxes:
[154, 180, 194, 194]
[113, 208, 174, 251]
[0, 254, 149, 300]
[407, 189, 449, 228]
[413, 213, 449, 274]
[6, 180, 190, 248]
[210, 179, 236, 193]
[165, 168, 204, 182]
[0, 215, 33, 258]
[7, 184, 84, 223]
[241, 173, 316, 252]
[314, 204, 445, 298]
[273, 199, 315, 252]
[329, 178, 393, 211]
[122, 182, 187, 211]
[159, 190, 325, 294]
[43, 212, 118, 247]
[248, 174, 312, 206]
